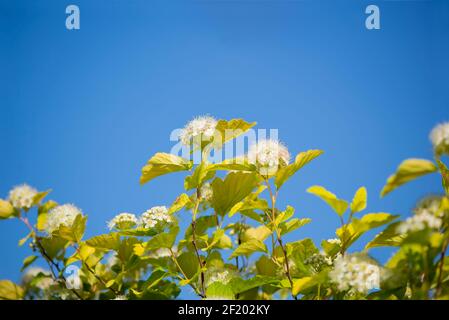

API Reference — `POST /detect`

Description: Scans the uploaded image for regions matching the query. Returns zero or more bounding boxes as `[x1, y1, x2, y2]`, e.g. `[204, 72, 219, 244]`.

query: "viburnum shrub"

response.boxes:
[0, 117, 448, 300]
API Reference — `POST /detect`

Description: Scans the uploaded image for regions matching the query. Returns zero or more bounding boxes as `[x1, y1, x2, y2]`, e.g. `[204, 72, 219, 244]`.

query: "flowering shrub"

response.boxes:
[0, 117, 448, 300]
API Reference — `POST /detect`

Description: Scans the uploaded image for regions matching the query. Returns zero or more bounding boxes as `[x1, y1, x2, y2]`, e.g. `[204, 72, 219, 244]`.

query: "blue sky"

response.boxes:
[1, 0, 448, 299]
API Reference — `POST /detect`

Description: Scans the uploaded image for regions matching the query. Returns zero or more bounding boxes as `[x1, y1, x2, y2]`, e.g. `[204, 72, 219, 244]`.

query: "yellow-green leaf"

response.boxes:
[275, 150, 324, 189]
[0, 280, 24, 300]
[350, 186, 367, 214]
[307, 185, 348, 216]
[381, 158, 437, 197]
[229, 239, 268, 259]
[0, 199, 14, 219]
[168, 193, 191, 214]
[140, 153, 193, 185]
[211, 172, 260, 216]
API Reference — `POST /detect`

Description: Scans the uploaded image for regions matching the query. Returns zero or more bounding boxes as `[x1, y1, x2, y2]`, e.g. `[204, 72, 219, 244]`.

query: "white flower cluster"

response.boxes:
[199, 182, 213, 202]
[140, 206, 173, 229]
[415, 195, 446, 218]
[248, 139, 290, 175]
[205, 269, 233, 286]
[430, 122, 449, 154]
[112, 295, 127, 300]
[45, 204, 82, 235]
[179, 116, 218, 147]
[22, 267, 55, 290]
[397, 210, 443, 234]
[305, 252, 333, 272]
[108, 212, 138, 230]
[327, 238, 342, 245]
[8, 184, 38, 209]
[329, 254, 380, 294]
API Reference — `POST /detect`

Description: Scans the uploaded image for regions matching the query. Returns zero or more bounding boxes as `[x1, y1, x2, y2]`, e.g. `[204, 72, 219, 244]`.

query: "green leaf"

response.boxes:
[177, 251, 199, 280]
[168, 193, 191, 214]
[208, 157, 256, 173]
[436, 159, 449, 195]
[140, 153, 193, 185]
[307, 185, 348, 216]
[32, 190, 51, 207]
[275, 150, 324, 189]
[256, 255, 278, 277]
[279, 218, 311, 236]
[292, 272, 327, 296]
[350, 186, 367, 214]
[18, 232, 32, 247]
[229, 276, 279, 295]
[184, 162, 215, 190]
[56, 214, 87, 243]
[40, 236, 68, 260]
[0, 280, 24, 300]
[119, 228, 157, 237]
[86, 233, 121, 250]
[0, 199, 14, 219]
[337, 213, 399, 248]
[146, 226, 179, 250]
[211, 172, 260, 216]
[205, 282, 235, 300]
[213, 119, 256, 148]
[20, 255, 38, 272]
[229, 239, 268, 259]
[241, 225, 272, 243]
[381, 158, 437, 197]
[365, 222, 405, 249]
[321, 239, 341, 257]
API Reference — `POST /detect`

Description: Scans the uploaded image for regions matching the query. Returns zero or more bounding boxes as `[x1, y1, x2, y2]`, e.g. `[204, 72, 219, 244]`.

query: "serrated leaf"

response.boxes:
[213, 119, 256, 148]
[275, 150, 324, 189]
[381, 158, 437, 197]
[177, 251, 199, 280]
[56, 214, 87, 243]
[241, 225, 272, 243]
[184, 162, 215, 190]
[229, 239, 268, 259]
[337, 213, 399, 248]
[365, 222, 405, 249]
[208, 157, 257, 173]
[86, 233, 121, 250]
[350, 186, 367, 214]
[229, 276, 279, 295]
[146, 226, 179, 250]
[211, 172, 259, 216]
[140, 153, 193, 185]
[168, 193, 191, 214]
[307, 185, 348, 216]
[279, 218, 311, 236]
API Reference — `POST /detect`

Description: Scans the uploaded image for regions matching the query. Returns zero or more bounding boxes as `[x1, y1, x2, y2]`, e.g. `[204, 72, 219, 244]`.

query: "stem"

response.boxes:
[435, 237, 449, 298]
[19, 214, 83, 300]
[191, 188, 206, 298]
[169, 248, 204, 298]
[264, 179, 297, 300]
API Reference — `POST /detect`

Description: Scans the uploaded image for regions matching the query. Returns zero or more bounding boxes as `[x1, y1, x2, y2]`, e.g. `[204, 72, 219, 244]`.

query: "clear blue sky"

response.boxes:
[1, 0, 448, 299]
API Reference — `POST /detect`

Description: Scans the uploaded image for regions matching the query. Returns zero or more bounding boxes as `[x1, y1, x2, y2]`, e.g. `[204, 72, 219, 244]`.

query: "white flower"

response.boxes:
[8, 184, 38, 209]
[305, 252, 333, 271]
[112, 295, 127, 300]
[140, 206, 173, 229]
[200, 183, 213, 202]
[205, 268, 234, 286]
[45, 204, 82, 235]
[248, 139, 290, 175]
[179, 116, 218, 147]
[329, 254, 380, 294]
[108, 212, 138, 230]
[22, 267, 55, 290]
[327, 238, 342, 245]
[397, 210, 443, 234]
[415, 195, 446, 218]
[430, 122, 449, 154]
[150, 246, 178, 259]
